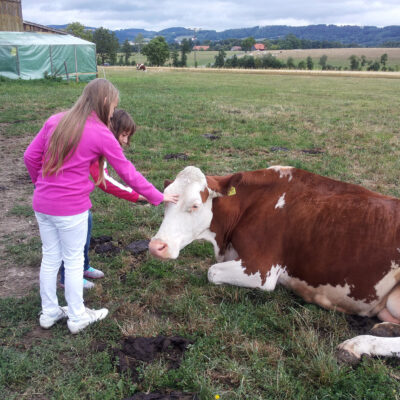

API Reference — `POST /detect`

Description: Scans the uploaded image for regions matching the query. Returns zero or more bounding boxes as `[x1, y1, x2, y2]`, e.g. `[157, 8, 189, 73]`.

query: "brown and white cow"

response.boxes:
[136, 63, 146, 71]
[149, 166, 400, 363]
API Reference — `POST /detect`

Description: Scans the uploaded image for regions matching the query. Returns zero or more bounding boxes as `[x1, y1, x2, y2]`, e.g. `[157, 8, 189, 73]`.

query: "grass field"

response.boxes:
[125, 48, 400, 70]
[1, 69, 400, 399]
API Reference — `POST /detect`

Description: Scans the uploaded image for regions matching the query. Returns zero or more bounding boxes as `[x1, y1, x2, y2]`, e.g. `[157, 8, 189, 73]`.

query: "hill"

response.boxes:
[48, 24, 400, 47]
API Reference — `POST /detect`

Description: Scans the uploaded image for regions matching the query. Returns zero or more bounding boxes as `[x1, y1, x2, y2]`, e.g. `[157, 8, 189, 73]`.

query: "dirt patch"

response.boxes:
[112, 335, 194, 380]
[0, 129, 39, 299]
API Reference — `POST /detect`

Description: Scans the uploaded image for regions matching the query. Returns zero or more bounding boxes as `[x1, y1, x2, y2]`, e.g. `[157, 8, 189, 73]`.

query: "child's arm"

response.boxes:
[101, 133, 164, 205]
[24, 121, 48, 184]
[90, 160, 142, 203]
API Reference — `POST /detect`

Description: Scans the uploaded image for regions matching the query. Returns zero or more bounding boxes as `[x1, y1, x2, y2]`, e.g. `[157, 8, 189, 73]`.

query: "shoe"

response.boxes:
[58, 279, 95, 290]
[84, 266, 105, 279]
[67, 307, 109, 334]
[39, 306, 68, 329]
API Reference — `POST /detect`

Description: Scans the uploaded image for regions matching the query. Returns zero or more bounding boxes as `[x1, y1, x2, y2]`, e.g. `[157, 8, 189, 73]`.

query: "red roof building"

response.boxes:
[252, 43, 265, 51]
[193, 45, 210, 51]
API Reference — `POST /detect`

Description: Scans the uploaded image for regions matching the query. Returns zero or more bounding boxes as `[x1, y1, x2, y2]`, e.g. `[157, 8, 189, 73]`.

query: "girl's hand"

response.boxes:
[163, 193, 179, 204]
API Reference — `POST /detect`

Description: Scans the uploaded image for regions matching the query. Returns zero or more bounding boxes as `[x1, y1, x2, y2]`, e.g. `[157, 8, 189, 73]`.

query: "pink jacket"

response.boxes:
[24, 112, 164, 216]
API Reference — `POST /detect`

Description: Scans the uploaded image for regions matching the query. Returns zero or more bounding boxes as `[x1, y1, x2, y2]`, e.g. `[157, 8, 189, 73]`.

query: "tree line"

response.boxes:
[65, 22, 398, 71]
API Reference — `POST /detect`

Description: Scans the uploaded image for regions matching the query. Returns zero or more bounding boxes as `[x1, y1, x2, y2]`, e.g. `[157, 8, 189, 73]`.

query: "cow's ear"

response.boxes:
[206, 173, 243, 196]
[164, 179, 174, 189]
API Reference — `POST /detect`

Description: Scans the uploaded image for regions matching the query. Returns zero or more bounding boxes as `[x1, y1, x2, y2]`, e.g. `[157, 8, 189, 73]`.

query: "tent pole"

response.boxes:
[74, 46, 78, 82]
[49, 45, 54, 75]
[16, 47, 20, 77]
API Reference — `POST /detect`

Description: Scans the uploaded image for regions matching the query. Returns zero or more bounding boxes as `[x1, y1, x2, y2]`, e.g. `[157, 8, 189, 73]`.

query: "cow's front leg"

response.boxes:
[337, 335, 400, 364]
[208, 260, 283, 291]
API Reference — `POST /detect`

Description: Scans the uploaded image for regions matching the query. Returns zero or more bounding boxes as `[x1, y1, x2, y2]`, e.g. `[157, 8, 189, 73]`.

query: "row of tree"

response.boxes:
[212, 51, 396, 72]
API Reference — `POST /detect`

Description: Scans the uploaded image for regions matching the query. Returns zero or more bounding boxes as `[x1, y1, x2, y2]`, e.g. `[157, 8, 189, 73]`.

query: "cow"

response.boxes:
[149, 165, 400, 363]
[136, 63, 146, 71]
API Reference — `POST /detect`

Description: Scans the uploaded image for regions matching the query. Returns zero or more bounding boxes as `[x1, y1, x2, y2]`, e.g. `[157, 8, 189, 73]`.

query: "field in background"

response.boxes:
[1, 69, 400, 399]
[125, 47, 400, 69]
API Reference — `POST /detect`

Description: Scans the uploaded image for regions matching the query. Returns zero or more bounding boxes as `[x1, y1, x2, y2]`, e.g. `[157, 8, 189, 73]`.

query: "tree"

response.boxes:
[380, 53, 388, 66]
[180, 39, 192, 67]
[141, 36, 170, 66]
[135, 33, 145, 54]
[360, 55, 367, 67]
[171, 50, 179, 67]
[66, 22, 93, 42]
[241, 37, 256, 52]
[287, 57, 296, 69]
[93, 27, 119, 65]
[214, 49, 226, 68]
[121, 39, 132, 65]
[349, 55, 360, 70]
[298, 60, 307, 69]
[306, 56, 314, 70]
[319, 55, 328, 69]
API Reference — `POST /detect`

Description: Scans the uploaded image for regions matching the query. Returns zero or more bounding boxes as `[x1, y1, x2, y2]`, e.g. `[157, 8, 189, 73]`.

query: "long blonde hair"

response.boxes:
[43, 78, 119, 186]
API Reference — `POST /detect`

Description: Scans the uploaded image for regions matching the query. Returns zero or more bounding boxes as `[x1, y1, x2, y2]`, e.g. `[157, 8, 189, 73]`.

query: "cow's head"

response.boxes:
[149, 166, 242, 259]
[149, 166, 215, 259]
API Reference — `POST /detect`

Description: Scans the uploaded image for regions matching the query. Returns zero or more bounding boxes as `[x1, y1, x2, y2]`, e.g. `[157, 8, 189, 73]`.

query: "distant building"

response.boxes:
[0, 0, 66, 34]
[252, 43, 265, 51]
[231, 46, 242, 51]
[193, 45, 209, 51]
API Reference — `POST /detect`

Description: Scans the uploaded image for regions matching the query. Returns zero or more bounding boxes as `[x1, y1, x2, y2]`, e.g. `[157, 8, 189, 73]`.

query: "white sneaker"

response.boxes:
[39, 306, 68, 329]
[67, 307, 109, 334]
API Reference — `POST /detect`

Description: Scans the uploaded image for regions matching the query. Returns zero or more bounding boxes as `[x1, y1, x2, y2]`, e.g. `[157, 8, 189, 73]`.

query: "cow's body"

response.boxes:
[136, 63, 146, 71]
[149, 166, 400, 362]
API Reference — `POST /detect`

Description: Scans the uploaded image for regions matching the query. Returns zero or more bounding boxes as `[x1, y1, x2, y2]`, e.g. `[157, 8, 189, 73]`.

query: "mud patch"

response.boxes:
[113, 336, 194, 380]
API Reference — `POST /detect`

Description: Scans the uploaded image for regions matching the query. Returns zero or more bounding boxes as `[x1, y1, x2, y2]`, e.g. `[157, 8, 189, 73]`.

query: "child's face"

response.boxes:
[118, 131, 130, 146]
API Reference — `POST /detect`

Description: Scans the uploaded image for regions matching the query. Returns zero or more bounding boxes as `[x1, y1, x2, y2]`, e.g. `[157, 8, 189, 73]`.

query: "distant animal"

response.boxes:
[136, 63, 146, 71]
[149, 165, 400, 363]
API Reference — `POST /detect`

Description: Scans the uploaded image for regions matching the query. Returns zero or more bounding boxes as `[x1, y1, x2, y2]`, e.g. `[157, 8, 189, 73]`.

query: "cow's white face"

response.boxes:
[149, 166, 216, 259]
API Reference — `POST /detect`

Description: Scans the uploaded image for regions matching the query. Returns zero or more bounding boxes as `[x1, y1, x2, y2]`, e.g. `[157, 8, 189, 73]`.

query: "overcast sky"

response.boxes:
[21, 0, 400, 32]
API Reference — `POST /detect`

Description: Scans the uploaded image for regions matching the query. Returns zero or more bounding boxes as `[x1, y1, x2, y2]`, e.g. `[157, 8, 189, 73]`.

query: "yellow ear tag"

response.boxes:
[228, 186, 236, 196]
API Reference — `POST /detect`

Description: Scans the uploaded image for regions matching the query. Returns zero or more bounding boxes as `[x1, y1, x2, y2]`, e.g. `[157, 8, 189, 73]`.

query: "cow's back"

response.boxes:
[210, 167, 400, 315]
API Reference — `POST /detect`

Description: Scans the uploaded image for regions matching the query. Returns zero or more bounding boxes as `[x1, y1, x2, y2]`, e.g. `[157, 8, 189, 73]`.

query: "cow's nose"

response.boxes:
[149, 239, 170, 259]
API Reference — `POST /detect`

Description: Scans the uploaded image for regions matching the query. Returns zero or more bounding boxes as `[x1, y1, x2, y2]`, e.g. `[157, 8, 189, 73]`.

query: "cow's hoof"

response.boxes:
[335, 347, 361, 365]
[370, 322, 400, 337]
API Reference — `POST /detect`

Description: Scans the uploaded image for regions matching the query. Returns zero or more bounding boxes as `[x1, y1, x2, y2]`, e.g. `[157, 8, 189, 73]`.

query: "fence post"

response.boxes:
[74, 45, 78, 82]
[64, 61, 69, 81]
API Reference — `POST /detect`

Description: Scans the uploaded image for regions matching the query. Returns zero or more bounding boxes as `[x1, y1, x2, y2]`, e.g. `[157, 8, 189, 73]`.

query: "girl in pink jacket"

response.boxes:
[59, 109, 145, 290]
[24, 78, 178, 334]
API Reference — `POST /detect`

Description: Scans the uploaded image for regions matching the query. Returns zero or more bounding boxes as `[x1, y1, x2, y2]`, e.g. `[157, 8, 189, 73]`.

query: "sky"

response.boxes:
[21, 0, 400, 32]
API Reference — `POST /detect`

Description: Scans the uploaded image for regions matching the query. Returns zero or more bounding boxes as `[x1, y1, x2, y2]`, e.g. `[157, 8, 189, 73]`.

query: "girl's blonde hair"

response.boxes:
[110, 109, 137, 145]
[43, 78, 119, 186]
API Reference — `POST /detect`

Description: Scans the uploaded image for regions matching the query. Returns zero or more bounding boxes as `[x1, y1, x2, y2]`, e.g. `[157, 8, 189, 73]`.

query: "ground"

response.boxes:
[0, 127, 39, 298]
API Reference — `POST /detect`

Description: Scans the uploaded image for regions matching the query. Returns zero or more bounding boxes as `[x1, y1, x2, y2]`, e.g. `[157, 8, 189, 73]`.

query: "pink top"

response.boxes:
[24, 112, 164, 216]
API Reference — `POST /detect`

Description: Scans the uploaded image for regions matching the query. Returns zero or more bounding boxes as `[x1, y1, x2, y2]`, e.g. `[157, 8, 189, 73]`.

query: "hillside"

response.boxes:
[49, 24, 400, 46]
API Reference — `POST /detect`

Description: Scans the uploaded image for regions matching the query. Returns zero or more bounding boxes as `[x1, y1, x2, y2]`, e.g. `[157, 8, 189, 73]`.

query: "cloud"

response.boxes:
[21, 0, 400, 31]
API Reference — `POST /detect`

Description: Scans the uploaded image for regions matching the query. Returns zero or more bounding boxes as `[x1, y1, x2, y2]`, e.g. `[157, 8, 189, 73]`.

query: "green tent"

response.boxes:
[0, 32, 97, 81]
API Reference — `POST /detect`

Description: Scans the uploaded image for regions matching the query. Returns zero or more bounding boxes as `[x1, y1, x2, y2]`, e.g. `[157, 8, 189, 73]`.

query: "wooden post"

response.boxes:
[15, 46, 20, 77]
[49, 45, 54, 75]
[64, 61, 69, 81]
[74, 45, 78, 82]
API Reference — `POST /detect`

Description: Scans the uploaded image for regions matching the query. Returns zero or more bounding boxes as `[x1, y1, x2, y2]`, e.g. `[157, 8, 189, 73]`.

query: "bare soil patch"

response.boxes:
[0, 128, 39, 298]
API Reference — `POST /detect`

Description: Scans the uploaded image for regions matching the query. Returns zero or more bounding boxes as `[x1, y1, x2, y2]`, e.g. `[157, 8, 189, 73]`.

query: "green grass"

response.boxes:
[1, 70, 400, 399]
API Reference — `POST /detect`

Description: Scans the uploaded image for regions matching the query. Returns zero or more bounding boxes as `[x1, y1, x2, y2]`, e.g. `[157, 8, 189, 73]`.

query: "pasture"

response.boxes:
[1, 68, 400, 399]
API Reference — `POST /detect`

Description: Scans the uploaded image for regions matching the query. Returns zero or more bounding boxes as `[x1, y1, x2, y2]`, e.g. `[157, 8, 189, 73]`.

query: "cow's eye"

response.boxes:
[189, 204, 199, 213]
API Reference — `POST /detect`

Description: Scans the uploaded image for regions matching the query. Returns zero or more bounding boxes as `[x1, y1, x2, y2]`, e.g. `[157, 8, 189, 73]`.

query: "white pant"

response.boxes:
[35, 211, 88, 321]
